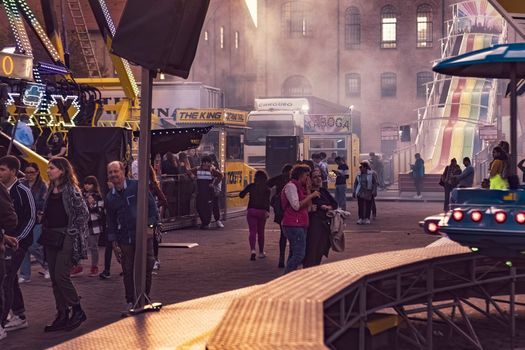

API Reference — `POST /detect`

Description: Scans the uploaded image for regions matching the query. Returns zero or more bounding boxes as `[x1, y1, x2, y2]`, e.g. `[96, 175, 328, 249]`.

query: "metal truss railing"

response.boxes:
[324, 254, 525, 350]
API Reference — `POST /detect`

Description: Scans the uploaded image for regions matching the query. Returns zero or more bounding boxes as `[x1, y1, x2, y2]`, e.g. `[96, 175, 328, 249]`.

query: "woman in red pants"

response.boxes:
[240, 171, 271, 261]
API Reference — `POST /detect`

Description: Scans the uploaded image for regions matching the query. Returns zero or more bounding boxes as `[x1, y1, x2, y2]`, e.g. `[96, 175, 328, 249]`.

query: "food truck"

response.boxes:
[175, 108, 256, 213]
[304, 114, 360, 189]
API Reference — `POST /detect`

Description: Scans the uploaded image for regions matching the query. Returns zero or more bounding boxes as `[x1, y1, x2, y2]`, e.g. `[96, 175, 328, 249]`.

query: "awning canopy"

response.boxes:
[432, 43, 525, 79]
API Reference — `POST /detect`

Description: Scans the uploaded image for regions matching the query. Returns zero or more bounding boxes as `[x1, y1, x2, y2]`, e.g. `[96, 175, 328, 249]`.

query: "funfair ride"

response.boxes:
[415, 0, 506, 174]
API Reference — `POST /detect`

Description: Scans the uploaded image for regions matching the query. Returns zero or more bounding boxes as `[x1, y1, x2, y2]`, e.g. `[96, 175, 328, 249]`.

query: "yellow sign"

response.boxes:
[176, 108, 247, 126]
[0, 52, 33, 80]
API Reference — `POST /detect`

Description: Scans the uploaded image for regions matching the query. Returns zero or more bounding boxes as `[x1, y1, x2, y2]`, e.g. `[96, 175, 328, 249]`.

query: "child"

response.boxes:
[82, 176, 105, 277]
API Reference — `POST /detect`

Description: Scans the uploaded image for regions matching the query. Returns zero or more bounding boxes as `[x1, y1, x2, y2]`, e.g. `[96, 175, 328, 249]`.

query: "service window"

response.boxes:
[198, 130, 220, 160]
[226, 131, 244, 161]
[309, 137, 347, 163]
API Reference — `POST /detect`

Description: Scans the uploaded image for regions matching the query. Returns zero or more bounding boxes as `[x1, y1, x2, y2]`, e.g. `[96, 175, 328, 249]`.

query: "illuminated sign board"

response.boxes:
[176, 109, 248, 126]
[0, 52, 33, 81]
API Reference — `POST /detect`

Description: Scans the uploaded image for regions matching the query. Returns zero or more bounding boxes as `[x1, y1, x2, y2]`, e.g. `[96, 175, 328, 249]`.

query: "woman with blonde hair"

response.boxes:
[39, 157, 89, 332]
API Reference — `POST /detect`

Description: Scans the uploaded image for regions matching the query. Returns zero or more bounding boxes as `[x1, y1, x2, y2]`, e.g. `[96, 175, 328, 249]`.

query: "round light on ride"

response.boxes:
[515, 212, 525, 224]
[494, 211, 507, 224]
[470, 211, 483, 222]
[452, 210, 464, 221]
[427, 222, 439, 233]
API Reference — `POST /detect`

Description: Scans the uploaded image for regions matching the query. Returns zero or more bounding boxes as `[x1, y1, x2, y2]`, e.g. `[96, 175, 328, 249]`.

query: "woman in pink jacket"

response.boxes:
[280, 164, 319, 274]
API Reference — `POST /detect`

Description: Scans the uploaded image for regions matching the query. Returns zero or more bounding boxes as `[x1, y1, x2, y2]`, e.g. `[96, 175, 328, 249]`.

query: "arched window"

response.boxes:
[282, 1, 311, 37]
[282, 75, 312, 96]
[381, 72, 396, 97]
[345, 73, 361, 97]
[381, 5, 397, 48]
[345, 7, 361, 49]
[417, 71, 433, 98]
[417, 4, 433, 47]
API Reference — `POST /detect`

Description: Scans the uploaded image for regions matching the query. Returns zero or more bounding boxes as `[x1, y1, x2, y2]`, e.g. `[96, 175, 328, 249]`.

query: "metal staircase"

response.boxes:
[66, 0, 102, 77]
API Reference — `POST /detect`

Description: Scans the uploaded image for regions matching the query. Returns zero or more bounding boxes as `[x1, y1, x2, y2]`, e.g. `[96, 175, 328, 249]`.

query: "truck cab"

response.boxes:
[245, 98, 308, 168]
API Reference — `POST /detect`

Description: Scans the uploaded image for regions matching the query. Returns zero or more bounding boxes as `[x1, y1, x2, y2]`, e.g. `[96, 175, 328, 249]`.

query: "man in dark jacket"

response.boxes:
[0, 156, 36, 331]
[267, 164, 292, 268]
[0, 183, 17, 341]
[105, 161, 158, 311]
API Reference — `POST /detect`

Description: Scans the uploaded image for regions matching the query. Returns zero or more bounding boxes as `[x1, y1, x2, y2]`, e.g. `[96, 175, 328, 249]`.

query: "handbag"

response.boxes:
[38, 227, 66, 248]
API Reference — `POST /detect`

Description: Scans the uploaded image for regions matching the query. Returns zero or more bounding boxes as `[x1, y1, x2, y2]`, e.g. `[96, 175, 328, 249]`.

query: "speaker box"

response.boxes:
[111, 0, 210, 79]
[266, 136, 299, 177]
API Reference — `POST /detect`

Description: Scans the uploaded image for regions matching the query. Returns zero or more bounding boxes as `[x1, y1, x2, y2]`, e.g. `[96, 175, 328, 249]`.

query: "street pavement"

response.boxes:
[2, 200, 524, 349]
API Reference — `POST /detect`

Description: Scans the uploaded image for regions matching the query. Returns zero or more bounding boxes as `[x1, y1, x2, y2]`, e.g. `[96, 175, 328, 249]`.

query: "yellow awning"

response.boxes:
[488, 0, 525, 38]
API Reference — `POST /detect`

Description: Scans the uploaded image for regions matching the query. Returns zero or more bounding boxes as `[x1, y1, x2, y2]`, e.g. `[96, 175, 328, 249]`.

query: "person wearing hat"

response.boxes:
[353, 161, 378, 225]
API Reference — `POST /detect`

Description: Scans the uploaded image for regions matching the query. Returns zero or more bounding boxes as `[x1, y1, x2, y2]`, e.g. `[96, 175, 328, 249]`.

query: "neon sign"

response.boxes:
[0, 52, 33, 80]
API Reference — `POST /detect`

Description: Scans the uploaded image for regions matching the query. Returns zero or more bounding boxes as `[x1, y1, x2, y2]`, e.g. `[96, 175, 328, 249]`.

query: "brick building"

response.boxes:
[1, 1, 462, 151]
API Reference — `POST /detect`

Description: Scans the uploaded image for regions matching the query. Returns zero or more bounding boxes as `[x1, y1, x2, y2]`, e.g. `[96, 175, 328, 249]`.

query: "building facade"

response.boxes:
[253, 0, 451, 152]
[1, 0, 460, 152]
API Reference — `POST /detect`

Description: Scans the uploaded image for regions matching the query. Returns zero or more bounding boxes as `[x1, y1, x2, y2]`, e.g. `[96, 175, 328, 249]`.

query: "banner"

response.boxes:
[304, 114, 351, 134]
[176, 108, 247, 126]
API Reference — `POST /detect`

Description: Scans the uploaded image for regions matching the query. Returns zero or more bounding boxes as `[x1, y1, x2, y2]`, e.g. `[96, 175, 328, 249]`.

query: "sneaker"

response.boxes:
[216, 220, 224, 228]
[4, 315, 28, 331]
[258, 252, 266, 259]
[356, 219, 363, 225]
[99, 270, 110, 280]
[18, 277, 30, 284]
[0, 326, 7, 341]
[89, 266, 99, 277]
[250, 250, 256, 261]
[124, 302, 134, 313]
[70, 265, 83, 277]
[153, 260, 160, 271]
[38, 269, 50, 279]
[364, 219, 371, 225]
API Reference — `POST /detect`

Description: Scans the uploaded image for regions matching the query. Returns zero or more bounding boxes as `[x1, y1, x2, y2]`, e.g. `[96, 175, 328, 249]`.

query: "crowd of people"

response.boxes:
[0, 149, 227, 341]
[238, 154, 354, 273]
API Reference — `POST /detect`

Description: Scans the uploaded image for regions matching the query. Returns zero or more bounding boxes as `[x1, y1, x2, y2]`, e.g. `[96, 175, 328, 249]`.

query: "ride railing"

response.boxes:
[159, 174, 226, 226]
[392, 144, 417, 177]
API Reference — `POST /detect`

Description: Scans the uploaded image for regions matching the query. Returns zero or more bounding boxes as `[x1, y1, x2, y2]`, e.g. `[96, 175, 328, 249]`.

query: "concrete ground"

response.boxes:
[2, 200, 524, 349]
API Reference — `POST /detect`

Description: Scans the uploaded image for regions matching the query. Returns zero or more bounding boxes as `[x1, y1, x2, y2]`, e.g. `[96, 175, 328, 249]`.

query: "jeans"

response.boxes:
[414, 177, 424, 196]
[46, 234, 80, 312]
[196, 193, 212, 227]
[246, 208, 267, 252]
[357, 197, 372, 220]
[87, 234, 99, 268]
[335, 185, 347, 211]
[278, 225, 291, 265]
[282, 226, 307, 274]
[20, 224, 46, 279]
[2, 247, 28, 322]
[120, 239, 155, 303]
[212, 195, 221, 221]
[103, 241, 112, 273]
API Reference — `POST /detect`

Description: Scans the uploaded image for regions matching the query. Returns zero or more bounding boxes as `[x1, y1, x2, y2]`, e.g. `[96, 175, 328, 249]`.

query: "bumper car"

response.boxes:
[421, 188, 525, 257]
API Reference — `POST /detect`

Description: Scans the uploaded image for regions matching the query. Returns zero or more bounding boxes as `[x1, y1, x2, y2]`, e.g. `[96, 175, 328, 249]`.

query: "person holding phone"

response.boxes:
[280, 164, 320, 274]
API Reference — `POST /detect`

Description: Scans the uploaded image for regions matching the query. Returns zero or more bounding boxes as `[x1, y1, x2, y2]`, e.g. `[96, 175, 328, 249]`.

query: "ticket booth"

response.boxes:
[303, 114, 360, 189]
[175, 108, 256, 214]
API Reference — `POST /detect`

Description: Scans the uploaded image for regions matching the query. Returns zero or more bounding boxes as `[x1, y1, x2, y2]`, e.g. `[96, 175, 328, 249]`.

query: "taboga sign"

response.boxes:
[304, 114, 351, 134]
[0, 52, 33, 81]
[176, 108, 247, 126]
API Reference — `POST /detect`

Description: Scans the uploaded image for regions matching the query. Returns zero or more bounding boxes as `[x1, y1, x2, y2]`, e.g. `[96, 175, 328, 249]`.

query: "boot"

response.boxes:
[66, 304, 87, 331]
[44, 310, 69, 332]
